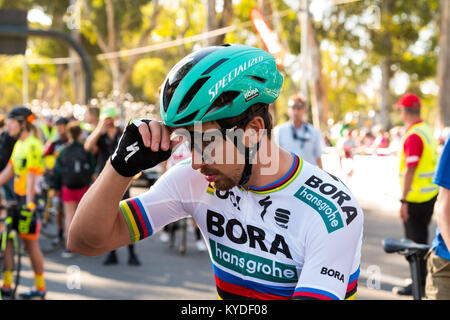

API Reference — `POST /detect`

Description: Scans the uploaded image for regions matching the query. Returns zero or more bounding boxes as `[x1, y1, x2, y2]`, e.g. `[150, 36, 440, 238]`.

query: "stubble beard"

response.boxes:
[201, 166, 243, 191]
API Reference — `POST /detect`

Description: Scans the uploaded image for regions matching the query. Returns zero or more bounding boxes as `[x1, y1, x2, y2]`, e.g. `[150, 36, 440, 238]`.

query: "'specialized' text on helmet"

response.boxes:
[160, 44, 284, 127]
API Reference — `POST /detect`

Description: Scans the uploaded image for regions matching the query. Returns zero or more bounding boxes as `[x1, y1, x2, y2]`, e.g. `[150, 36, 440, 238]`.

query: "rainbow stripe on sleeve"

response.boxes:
[292, 267, 360, 300]
[119, 198, 153, 243]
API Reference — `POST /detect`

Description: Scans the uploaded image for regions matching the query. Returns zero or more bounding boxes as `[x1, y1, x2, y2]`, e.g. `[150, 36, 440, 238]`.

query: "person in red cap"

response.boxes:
[393, 93, 439, 296]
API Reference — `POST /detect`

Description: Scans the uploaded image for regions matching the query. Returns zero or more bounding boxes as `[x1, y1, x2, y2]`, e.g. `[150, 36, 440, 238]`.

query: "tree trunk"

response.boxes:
[307, 17, 329, 129]
[205, 0, 233, 46]
[379, 0, 394, 131]
[258, 0, 273, 28]
[69, 0, 83, 104]
[119, 0, 161, 94]
[437, 0, 450, 129]
[380, 57, 392, 130]
[257, 0, 278, 125]
[206, 0, 217, 46]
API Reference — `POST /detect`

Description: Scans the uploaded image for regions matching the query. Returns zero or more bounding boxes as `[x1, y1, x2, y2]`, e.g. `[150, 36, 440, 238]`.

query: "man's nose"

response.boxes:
[191, 147, 205, 171]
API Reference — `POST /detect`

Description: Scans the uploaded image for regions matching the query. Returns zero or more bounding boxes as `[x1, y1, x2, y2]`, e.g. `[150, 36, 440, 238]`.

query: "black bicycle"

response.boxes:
[0, 206, 23, 300]
[383, 237, 430, 300]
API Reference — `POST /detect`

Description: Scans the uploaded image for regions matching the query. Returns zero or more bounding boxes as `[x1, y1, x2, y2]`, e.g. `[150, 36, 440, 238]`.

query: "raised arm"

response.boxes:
[84, 119, 110, 154]
[68, 119, 174, 256]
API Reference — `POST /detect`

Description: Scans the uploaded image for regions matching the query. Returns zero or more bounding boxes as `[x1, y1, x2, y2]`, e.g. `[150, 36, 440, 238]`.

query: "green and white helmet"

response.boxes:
[160, 44, 283, 127]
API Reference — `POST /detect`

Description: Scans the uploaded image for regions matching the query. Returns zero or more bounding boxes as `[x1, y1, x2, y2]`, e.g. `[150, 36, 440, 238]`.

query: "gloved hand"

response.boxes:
[110, 119, 172, 177]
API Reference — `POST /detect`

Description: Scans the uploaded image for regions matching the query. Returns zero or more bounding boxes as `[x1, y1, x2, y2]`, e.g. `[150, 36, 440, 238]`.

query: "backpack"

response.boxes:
[60, 143, 93, 189]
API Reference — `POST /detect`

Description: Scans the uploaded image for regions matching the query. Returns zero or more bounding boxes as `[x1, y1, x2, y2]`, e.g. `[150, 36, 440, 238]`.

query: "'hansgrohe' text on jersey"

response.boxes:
[119, 154, 363, 300]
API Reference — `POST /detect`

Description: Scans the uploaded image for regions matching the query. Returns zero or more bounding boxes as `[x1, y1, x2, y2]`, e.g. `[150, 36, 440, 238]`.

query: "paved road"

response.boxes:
[14, 155, 437, 300]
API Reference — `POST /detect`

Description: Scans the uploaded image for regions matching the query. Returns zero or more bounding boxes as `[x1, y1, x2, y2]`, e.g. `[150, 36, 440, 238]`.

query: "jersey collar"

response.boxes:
[244, 153, 302, 194]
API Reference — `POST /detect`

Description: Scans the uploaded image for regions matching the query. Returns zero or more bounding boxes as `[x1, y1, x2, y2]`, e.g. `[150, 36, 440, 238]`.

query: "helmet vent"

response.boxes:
[203, 91, 240, 118]
[201, 58, 229, 76]
[249, 75, 267, 83]
[173, 110, 200, 126]
[178, 77, 210, 114]
[162, 79, 178, 112]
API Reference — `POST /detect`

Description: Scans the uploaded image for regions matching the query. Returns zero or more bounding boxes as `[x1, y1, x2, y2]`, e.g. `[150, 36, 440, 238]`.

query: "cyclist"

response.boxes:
[0, 106, 47, 299]
[42, 116, 69, 244]
[68, 44, 363, 300]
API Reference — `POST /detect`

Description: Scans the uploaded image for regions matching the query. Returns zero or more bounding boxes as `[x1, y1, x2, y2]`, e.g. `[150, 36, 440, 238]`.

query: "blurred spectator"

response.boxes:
[43, 117, 69, 159]
[40, 115, 57, 143]
[0, 114, 17, 215]
[81, 106, 100, 141]
[371, 126, 389, 156]
[425, 135, 450, 299]
[336, 128, 356, 177]
[388, 126, 403, 154]
[53, 121, 95, 258]
[274, 95, 325, 168]
[42, 116, 70, 243]
[393, 93, 439, 296]
[84, 105, 140, 266]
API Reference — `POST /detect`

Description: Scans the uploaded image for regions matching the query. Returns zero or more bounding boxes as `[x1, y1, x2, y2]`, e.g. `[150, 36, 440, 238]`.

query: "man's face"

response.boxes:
[177, 121, 245, 191]
[104, 117, 116, 129]
[56, 123, 66, 136]
[288, 105, 307, 124]
[6, 118, 21, 137]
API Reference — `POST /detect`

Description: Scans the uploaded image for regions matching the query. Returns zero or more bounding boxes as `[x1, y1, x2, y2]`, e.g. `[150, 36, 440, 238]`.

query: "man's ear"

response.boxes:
[244, 116, 265, 146]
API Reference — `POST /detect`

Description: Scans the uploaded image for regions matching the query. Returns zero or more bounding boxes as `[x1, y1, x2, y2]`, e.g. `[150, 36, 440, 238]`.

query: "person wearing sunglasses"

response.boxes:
[68, 44, 363, 300]
[273, 95, 325, 168]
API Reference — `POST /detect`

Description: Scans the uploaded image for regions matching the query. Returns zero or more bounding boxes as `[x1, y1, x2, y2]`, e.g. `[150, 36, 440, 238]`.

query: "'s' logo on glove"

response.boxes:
[110, 119, 172, 177]
[125, 141, 140, 163]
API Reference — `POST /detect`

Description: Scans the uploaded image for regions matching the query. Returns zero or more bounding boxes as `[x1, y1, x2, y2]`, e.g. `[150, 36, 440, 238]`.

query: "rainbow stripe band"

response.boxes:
[213, 264, 294, 300]
[345, 267, 359, 300]
[119, 198, 153, 243]
[245, 153, 302, 194]
[293, 287, 339, 300]
[206, 184, 214, 195]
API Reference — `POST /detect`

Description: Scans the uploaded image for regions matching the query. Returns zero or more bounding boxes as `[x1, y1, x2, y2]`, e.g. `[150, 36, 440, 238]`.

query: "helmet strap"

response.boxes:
[223, 126, 261, 187]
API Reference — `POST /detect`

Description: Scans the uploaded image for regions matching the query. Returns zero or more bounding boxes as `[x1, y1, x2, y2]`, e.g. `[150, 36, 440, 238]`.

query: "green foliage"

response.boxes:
[0, 0, 443, 129]
[131, 57, 166, 103]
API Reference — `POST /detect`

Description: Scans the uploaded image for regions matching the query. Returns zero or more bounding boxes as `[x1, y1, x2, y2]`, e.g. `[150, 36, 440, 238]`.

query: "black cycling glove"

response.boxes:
[110, 119, 172, 177]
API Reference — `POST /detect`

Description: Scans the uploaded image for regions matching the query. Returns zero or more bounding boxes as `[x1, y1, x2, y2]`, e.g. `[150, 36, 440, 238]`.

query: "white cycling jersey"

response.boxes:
[119, 153, 363, 300]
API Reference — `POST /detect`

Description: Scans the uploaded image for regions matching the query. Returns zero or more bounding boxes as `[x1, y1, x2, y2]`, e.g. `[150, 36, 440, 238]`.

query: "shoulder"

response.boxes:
[274, 122, 291, 131]
[403, 133, 423, 152]
[307, 123, 322, 135]
[293, 161, 363, 234]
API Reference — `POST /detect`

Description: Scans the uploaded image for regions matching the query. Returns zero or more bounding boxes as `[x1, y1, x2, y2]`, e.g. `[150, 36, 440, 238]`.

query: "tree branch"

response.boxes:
[81, 0, 109, 53]
[104, 0, 116, 52]
[119, 0, 161, 92]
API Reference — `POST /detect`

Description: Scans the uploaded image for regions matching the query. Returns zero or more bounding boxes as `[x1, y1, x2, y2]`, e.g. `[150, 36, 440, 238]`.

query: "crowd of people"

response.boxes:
[0, 103, 151, 299]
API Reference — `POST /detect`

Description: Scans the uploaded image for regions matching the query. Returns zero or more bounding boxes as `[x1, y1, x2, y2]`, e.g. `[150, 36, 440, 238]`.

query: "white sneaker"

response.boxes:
[196, 240, 207, 252]
[61, 249, 73, 258]
[159, 231, 169, 243]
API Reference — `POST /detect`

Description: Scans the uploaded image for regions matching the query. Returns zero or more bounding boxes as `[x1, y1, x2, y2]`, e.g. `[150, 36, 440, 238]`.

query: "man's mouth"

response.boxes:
[200, 168, 221, 183]
[205, 174, 218, 182]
